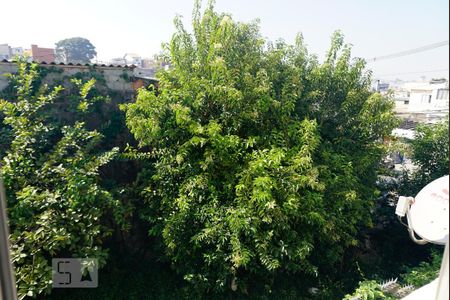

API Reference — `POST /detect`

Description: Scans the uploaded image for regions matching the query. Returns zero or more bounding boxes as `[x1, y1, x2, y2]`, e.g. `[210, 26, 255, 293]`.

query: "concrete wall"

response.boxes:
[394, 98, 410, 113]
[409, 88, 433, 112]
[0, 61, 17, 91]
[393, 82, 449, 113]
[409, 87, 449, 112]
[0, 61, 137, 95]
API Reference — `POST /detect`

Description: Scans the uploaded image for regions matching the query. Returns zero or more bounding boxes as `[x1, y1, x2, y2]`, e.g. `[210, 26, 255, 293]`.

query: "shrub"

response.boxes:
[122, 0, 397, 294]
[409, 120, 449, 191]
[343, 280, 391, 300]
[0, 60, 120, 299]
[401, 249, 442, 287]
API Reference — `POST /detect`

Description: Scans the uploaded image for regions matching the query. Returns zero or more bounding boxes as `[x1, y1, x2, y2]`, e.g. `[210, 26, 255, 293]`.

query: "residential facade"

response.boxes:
[0, 44, 11, 60]
[123, 53, 142, 67]
[0, 44, 28, 60]
[31, 44, 55, 62]
[393, 79, 449, 113]
[10, 47, 24, 57]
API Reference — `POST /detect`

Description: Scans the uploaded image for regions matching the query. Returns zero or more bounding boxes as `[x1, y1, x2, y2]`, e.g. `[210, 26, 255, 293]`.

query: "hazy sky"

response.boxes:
[1, 0, 448, 80]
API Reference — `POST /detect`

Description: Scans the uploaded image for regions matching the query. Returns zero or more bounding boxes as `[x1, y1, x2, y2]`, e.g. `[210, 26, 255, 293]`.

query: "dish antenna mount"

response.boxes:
[396, 175, 448, 300]
[396, 175, 449, 245]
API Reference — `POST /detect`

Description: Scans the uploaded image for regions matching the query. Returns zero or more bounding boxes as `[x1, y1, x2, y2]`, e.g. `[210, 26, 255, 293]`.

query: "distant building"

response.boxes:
[110, 57, 127, 65]
[392, 89, 411, 113]
[123, 53, 142, 67]
[0, 44, 11, 60]
[407, 80, 448, 112]
[23, 48, 33, 61]
[10, 47, 24, 57]
[375, 80, 390, 93]
[31, 44, 55, 63]
[0, 44, 27, 60]
[141, 58, 157, 69]
[108, 54, 146, 67]
[393, 79, 449, 113]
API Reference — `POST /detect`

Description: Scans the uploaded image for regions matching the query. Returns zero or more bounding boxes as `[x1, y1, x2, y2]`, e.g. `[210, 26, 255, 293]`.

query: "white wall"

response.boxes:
[0, 44, 11, 60]
[408, 88, 433, 112]
[402, 82, 448, 112]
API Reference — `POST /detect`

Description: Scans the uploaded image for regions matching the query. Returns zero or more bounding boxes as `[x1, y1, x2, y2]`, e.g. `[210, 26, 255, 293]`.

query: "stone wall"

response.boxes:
[0, 61, 139, 95]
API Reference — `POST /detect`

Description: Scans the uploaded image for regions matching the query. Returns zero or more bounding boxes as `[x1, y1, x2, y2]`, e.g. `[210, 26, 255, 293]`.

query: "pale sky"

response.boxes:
[1, 0, 448, 80]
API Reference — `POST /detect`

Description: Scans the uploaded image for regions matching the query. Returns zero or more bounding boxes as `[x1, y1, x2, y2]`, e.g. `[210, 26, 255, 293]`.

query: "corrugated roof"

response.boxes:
[0, 59, 136, 69]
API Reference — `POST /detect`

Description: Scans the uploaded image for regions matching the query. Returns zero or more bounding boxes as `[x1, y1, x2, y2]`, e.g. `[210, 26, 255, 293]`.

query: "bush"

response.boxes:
[345, 249, 443, 300]
[343, 280, 392, 300]
[401, 249, 442, 287]
[122, 1, 397, 295]
[0, 60, 121, 299]
[409, 120, 449, 192]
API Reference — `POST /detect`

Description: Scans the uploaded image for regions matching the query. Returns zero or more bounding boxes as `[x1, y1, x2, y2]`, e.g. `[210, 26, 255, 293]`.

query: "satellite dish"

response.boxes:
[409, 175, 449, 245]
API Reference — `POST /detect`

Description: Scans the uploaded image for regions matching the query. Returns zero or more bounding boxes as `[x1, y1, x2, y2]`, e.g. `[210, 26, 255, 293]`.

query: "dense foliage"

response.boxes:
[3, 3, 445, 299]
[345, 120, 449, 299]
[55, 37, 97, 64]
[122, 1, 397, 295]
[409, 120, 449, 190]
[345, 249, 443, 300]
[0, 60, 121, 299]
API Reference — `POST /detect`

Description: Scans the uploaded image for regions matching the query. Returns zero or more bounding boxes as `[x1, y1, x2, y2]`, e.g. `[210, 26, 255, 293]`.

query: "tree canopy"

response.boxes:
[55, 37, 97, 64]
[122, 0, 398, 294]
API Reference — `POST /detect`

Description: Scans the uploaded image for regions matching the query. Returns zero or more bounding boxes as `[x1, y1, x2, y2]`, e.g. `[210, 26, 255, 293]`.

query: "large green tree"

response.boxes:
[55, 37, 97, 64]
[122, 1, 398, 295]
